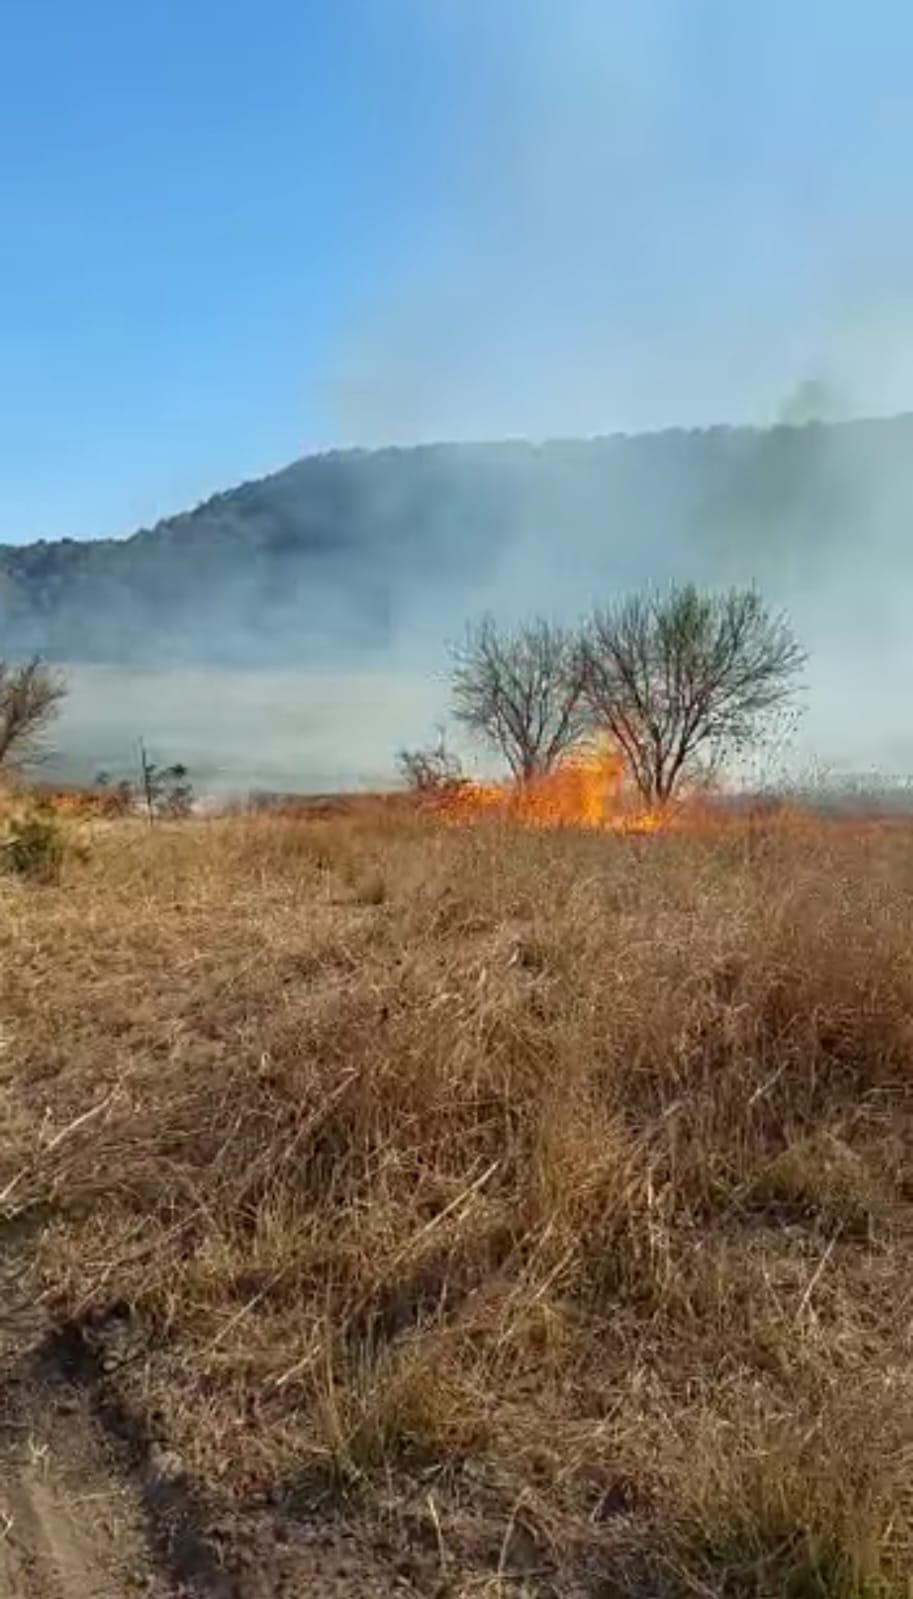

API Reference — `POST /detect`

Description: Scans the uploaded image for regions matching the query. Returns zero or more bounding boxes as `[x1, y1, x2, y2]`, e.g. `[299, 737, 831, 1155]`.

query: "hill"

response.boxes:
[2, 415, 912, 666]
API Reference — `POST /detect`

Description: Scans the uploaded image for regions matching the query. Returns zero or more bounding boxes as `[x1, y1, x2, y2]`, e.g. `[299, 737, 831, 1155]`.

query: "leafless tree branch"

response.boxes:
[451, 616, 588, 782]
[0, 657, 67, 772]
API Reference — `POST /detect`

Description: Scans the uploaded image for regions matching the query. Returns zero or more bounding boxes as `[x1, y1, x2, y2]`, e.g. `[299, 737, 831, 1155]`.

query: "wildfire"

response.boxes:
[435, 739, 665, 833]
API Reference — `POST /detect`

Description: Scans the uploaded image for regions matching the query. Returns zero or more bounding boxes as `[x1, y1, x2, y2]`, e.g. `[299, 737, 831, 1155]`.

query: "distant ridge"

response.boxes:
[2, 414, 912, 665]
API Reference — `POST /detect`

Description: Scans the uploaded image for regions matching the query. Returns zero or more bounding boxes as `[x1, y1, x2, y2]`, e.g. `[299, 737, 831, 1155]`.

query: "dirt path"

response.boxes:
[0, 1414, 162, 1599]
[0, 1220, 166, 1597]
[0, 1285, 416, 1599]
[0, 1376, 431, 1599]
[0, 1230, 167, 1599]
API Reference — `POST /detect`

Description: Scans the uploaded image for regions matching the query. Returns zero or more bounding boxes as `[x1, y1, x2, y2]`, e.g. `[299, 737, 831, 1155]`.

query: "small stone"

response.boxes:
[148, 1444, 184, 1481]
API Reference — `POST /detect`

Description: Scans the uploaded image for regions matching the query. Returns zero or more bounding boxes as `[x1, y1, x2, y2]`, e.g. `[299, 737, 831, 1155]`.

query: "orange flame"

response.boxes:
[435, 738, 665, 834]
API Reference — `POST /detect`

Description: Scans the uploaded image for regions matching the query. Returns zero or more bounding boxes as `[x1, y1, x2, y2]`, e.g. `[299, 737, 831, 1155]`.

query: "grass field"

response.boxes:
[2, 806, 913, 1595]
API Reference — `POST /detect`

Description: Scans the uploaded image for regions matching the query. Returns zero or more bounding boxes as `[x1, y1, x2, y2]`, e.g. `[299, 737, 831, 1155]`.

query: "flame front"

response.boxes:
[436, 739, 664, 833]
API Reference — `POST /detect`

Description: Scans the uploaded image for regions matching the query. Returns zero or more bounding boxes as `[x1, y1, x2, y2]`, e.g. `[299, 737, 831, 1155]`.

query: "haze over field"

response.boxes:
[50, 665, 442, 793]
[4, 414, 912, 790]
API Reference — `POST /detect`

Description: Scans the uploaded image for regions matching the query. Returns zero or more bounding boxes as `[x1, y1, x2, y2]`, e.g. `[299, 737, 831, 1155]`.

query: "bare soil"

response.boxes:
[0, 1218, 494, 1596]
[0, 1312, 422, 1598]
[0, 1392, 158, 1599]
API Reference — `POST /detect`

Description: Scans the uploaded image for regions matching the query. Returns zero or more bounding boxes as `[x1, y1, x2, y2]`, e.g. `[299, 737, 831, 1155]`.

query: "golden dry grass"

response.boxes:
[2, 807, 913, 1595]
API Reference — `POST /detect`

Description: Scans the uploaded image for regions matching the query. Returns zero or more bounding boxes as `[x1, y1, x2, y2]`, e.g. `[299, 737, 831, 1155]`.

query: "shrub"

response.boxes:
[0, 806, 68, 883]
[396, 727, 465, 797]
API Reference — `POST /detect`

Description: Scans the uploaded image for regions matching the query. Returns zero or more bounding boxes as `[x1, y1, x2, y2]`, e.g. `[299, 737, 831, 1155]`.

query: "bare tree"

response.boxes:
[451, 615, 587, 782]
[0, 657, 67, 772]
[579, 585, 805, 806]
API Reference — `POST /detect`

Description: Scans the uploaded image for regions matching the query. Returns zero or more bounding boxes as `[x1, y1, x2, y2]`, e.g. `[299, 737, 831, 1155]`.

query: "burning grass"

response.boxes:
[427, 738, 668, 833]
[1, 806, 913, 1594]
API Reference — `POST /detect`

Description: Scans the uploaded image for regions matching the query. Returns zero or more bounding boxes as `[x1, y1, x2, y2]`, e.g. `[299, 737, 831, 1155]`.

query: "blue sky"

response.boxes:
[3, 0, 913, 542]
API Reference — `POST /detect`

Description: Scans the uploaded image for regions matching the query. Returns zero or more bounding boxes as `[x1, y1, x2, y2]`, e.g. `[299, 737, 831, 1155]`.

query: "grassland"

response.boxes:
[1, 806, 912, 1595]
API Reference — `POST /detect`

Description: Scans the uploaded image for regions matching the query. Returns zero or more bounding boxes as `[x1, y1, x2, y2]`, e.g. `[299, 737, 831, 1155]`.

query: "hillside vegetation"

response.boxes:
[1, 806, 912, 1595]
[2, 415, 912, 664]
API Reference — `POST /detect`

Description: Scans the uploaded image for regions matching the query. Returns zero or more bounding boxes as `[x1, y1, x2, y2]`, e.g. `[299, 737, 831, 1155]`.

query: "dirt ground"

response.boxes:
[0, 1375, 424, 1599]
[0, 1409, 407, 1599]
[0, 1396, 161, 1599]
[0, 1242, 418, 1598]
[0, 1232, 158, 1599]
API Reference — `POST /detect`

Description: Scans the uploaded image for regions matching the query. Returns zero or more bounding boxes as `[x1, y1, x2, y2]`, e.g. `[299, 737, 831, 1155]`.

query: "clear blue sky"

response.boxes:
[3, 0, 913, 542]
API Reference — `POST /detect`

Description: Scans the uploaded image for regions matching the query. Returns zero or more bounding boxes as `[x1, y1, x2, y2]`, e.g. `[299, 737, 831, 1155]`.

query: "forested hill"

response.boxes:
[1, 416, 911, 666]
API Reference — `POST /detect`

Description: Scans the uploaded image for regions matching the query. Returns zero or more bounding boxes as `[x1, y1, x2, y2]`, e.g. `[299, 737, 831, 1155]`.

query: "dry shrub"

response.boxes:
[0, 796, 83, 883]
[2, 810, 913, 1591]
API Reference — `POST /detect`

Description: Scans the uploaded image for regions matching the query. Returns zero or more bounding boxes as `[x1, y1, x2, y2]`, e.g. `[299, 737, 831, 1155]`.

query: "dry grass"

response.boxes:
[2, 806, 913, 1594]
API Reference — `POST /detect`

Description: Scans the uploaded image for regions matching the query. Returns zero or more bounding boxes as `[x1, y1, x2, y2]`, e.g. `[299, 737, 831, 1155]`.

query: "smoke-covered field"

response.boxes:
[47, 664, 445, 795]
[4, 415, 913, 795]
[41, 642, 913, 802]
